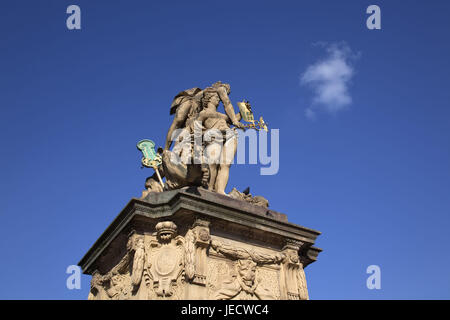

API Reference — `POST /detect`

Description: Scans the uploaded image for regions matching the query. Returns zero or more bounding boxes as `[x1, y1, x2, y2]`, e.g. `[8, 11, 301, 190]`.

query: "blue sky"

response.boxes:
[1, 0, 450, 299]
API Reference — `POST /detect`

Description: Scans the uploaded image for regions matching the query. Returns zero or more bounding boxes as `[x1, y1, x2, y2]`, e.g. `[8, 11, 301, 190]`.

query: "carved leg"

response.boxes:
[208, 165, 218, 191]
[215, 135, 237, 194]
[204, 141, 221, 191]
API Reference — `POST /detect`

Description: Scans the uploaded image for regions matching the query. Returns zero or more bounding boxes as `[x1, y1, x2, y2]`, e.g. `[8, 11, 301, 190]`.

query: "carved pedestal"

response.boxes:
[79, 187, 322, 300]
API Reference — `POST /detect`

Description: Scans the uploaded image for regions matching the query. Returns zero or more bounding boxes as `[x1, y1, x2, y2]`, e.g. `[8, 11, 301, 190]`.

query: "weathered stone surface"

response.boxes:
[79, 187, 322, 300]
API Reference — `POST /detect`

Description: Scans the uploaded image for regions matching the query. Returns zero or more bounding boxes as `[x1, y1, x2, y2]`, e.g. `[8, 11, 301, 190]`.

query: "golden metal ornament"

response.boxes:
[237, 100, 268, 132]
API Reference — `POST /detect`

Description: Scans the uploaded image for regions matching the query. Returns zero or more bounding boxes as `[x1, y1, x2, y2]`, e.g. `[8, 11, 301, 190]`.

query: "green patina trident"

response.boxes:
[136, 139, 164, 188]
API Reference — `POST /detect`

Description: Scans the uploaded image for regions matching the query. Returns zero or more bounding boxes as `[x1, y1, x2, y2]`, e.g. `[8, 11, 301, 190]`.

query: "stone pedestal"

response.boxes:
[78, 187, 322, 300]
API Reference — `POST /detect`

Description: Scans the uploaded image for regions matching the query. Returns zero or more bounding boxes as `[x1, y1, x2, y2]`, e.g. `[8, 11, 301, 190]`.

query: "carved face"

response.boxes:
[202, 92, 220, 109]
[289, 252, 299, 263]
[198, 229, 210, 242]
[136, 238, 144, 249]
[238, 260, 257, 283]
[208, 93, 220, 106]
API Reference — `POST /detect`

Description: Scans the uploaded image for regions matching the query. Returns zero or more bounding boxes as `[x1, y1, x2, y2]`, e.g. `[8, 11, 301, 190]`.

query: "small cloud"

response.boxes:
[300, 42, 358, 119]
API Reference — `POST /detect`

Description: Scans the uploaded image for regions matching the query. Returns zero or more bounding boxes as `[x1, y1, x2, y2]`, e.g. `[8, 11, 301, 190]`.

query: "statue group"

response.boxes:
[139, 81, 268, 205]
[81, 81, 321, 301]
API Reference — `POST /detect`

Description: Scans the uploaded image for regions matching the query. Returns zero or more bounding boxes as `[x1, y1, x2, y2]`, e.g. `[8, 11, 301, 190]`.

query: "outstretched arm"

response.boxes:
[216, 86, 244, 129]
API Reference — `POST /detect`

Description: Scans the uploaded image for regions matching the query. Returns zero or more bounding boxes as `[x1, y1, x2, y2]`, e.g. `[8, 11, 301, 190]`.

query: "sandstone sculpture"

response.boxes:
[139, 81, 268, 198]
[80, 83, 322, 300]
[85, 212, 318, 300]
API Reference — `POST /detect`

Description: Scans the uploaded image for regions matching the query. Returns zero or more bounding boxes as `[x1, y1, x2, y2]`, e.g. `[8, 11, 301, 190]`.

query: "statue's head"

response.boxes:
[136, 237, 144, 249]
[201, 89, 220, 109]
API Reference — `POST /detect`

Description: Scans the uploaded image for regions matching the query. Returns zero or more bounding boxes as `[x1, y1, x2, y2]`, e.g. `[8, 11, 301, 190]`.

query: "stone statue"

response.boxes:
[82, 83, 322, 301]
[164, 82, 244, 151]
[138, 81, 269, 202]
[161, 81, 243, 194]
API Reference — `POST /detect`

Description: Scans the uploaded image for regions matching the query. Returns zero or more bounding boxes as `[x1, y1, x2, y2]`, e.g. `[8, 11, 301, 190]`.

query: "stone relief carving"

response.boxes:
[191, 219, 210, 286]
[87, 221, 310, 300]
[88, 267, 132, 300]
[105, 273, 132, 299]
[128, 235, 145, 288]
[210, 239, 283, 300]
[88, 242, 134, 300]
[280, 240, 309, 300]
[212, 259, 274, 300]
[148, 221, 185, 299]
[88, 272, 106, 300]
[297, 262, 308, 300]
[257, 268, 281, 299]
[88, 221, 187, 300]
[210, 239, 284, 264]
[184, 229, 196, 281]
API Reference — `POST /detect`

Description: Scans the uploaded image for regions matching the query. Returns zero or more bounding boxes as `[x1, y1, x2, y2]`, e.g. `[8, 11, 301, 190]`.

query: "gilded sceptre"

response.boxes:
[236, 100, 268, 132]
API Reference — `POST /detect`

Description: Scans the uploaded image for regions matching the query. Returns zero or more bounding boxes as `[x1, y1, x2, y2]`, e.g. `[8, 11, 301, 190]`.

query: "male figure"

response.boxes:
[196, 88, 241, 194]
[162, 81, 244, 194]
[164, 81, 244, 150]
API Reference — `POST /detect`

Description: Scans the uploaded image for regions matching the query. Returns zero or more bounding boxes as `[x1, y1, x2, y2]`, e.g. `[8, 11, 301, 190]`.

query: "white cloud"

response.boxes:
[300, 42, 357, 119]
